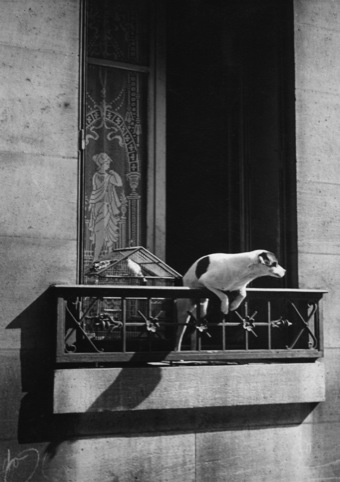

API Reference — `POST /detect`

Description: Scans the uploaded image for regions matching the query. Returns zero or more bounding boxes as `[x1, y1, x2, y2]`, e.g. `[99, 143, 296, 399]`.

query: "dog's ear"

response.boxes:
[258, 252, 271, 265]
[258, 251, 278, 266]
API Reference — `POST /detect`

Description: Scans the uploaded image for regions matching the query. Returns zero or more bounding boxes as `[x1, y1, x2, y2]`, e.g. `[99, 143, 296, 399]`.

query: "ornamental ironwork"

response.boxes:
[54, 285, 325, 364]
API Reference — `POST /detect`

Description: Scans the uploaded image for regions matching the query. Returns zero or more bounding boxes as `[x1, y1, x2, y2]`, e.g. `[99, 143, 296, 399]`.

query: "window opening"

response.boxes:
[71, 1, 319, 366]
[166, 0, 297, 285]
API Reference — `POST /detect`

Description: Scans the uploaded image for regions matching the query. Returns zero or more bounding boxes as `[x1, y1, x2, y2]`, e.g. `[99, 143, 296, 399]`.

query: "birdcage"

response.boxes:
[80, 247, 182, 350]
[85, 246, 182, 286]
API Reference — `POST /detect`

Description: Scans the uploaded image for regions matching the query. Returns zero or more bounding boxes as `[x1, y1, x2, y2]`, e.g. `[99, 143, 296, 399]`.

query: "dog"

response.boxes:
[175, 250, 286, 351]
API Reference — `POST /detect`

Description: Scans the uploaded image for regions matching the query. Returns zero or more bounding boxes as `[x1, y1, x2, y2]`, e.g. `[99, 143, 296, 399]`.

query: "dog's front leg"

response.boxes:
[230, 287, 247, 311]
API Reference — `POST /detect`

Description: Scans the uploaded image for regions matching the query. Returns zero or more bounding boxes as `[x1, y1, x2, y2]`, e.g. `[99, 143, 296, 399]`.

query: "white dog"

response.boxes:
[175, 250, 286, 351]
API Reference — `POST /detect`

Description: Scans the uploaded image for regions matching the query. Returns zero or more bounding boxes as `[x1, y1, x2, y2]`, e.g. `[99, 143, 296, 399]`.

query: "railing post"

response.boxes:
[56, 296, 66, 361]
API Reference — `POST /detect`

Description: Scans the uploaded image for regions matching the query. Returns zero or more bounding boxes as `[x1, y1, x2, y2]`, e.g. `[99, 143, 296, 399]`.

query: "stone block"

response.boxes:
[297, 155, 340, 185]
[0, 43, 78, 157]
[196, 421, 340, 482]
[299, 252, 340, 348]
[54, 362, 325, 414]
[295, 91, 340, 161]
[0, 0, 79, 54]
[295, 22, 340, 95]
[0, 152, 77, 240]
[0, 235, 77, 350]
[295, 0, 340, 32]
[297, 181, 340, 255]
[41, 434, 195, 482]
[305, 348, 340, 423]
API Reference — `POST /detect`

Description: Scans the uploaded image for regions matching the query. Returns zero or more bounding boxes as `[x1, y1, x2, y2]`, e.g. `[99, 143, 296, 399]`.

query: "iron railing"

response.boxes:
[53, 284, 326, 364]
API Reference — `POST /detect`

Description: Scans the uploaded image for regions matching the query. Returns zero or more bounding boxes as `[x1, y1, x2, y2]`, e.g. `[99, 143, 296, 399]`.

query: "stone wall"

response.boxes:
[0, 1, 79, 480]
[294, 0, 340, 479]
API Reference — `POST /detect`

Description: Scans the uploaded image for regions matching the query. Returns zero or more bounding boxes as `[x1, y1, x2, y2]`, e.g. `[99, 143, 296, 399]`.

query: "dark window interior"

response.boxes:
[166, 0, 297, 287]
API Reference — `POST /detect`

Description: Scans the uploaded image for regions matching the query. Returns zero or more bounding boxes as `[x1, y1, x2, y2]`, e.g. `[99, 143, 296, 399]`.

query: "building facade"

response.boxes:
[1, 1, 340, 481]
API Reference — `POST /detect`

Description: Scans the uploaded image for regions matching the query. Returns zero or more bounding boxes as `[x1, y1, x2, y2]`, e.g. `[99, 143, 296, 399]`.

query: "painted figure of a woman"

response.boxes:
[88, 152, 123, 260]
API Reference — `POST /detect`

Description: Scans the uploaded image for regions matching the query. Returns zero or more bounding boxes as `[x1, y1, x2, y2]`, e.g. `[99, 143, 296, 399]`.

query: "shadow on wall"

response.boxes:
[5, 288, 164, 455]
[6, 289, 56, 441]
[7, 289, 319, 460]
[86, 365, 163, 411]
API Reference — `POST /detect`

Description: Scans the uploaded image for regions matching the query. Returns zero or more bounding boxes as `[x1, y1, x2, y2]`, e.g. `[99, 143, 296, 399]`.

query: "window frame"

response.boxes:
[71, 1, 323, 369]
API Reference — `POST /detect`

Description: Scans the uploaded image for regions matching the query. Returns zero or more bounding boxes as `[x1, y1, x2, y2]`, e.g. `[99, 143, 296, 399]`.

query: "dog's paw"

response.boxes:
[221, 302, 229, 314]
[230, 302, 243, 312]
[230, 296, 245, 312]
[230, 301, 240, 311]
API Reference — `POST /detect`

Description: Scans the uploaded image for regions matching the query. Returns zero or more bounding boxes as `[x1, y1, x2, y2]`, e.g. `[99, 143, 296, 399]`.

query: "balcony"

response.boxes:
[53, 284, 326, 364]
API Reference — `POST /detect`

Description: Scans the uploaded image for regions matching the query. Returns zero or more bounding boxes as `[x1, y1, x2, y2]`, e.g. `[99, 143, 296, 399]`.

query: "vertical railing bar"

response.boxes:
[308, 302, 313, 348]
[197, 299, 201, 351]
[57, 296, 67, 358]
[148, 297, 152, 319]
[308, 300, 317, 348]
[245, 301, 249, 350]
[317, 297, 324, 354]
[148, 296, 153, 353]
[313, 301, 318, 350]
[122, 297, 127, 353]
[222, 308, 226, 351]
[268, 300, 272, 349]
[96, 296, 100, 316]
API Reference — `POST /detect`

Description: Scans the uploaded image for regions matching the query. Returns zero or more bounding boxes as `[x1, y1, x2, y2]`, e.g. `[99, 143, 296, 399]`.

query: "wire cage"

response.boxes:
[84, 246, 182, 286]
[81, 247, 182, 348]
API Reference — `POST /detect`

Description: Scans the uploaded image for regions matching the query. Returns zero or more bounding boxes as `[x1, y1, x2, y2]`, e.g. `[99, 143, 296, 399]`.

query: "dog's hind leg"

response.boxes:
[174, 297, 193, 351]
[175, 298, 209, 351]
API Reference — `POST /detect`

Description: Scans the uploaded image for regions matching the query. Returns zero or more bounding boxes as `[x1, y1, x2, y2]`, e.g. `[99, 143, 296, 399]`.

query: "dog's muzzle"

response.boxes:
[272, 265, 286, 278]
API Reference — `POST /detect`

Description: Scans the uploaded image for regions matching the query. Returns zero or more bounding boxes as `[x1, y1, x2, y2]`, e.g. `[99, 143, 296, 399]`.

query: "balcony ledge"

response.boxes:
[53, 360, 325, 413]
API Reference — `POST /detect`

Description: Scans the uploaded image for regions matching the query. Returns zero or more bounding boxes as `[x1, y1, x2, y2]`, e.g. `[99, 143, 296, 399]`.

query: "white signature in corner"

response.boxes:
[2, 448, 40, 482]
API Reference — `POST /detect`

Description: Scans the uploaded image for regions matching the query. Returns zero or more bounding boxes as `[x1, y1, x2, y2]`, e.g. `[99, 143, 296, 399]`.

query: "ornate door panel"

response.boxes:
[84, 66, 147, 264]
[81, 0, 162, 278]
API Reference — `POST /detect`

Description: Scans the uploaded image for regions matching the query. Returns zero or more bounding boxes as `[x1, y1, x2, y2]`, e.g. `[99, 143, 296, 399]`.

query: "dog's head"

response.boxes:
[257, 251, 286, 278]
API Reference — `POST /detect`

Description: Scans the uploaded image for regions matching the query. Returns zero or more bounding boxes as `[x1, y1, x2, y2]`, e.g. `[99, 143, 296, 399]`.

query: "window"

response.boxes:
[80, 0, 297, 283]
[67, 0, 323, 366]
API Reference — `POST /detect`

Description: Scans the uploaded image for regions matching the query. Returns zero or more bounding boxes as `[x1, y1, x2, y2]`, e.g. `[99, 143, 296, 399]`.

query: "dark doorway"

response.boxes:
[166, 0, 297, 286]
